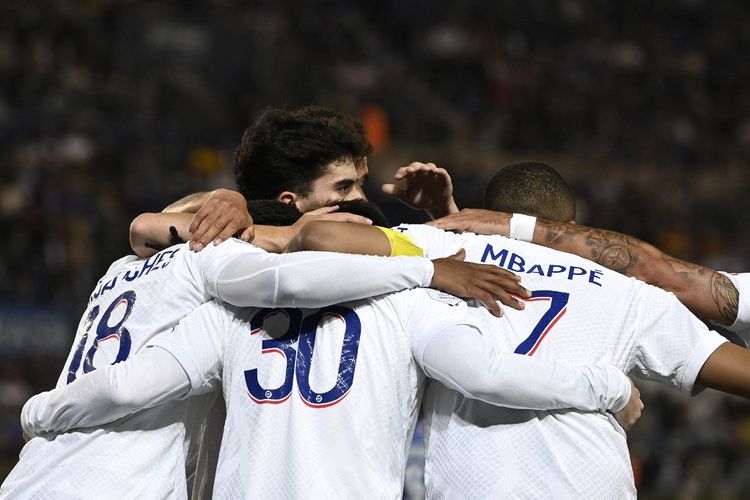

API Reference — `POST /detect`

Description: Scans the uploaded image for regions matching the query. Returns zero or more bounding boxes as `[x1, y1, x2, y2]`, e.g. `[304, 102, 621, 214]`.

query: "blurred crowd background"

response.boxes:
[1, 1, 749, 498]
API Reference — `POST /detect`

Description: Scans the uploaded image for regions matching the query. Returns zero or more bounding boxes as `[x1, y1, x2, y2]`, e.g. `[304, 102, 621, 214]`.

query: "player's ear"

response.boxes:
[277, 191, 298, 205]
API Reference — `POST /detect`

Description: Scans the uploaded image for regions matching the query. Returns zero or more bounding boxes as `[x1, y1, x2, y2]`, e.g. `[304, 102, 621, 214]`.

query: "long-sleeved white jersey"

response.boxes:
[1, 239, 437, 499]
[21, 292, 632, 499]
[393, 224, 728, 499]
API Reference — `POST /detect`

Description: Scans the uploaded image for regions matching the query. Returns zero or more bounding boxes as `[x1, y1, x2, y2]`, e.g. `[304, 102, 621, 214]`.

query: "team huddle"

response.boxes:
[2, 107, 750, 499]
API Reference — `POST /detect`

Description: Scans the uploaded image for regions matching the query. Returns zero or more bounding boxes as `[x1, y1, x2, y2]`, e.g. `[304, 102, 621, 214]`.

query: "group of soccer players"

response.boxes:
[2, 106, 750, 498]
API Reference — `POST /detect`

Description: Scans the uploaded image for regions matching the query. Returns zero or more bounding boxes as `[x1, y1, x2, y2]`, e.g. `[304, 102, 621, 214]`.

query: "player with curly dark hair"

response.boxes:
[234, 106, 372, 212]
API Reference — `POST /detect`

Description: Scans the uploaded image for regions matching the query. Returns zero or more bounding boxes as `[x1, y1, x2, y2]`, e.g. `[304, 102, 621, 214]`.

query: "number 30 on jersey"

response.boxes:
[244, 306, 361, 409]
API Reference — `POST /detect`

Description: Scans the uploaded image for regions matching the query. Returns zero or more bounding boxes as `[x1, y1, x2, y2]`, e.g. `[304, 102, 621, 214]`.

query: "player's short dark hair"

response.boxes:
[234, 107, 372, 200]
[327, 200, 390, 228]
[246, 200, 302, 226]
[483, 162, 576, 222]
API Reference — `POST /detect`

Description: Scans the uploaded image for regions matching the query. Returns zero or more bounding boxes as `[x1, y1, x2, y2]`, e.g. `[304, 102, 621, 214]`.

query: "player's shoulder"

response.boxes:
[188, 237, 265, 261]
[391, 224, 468, 258]
[182, 299, 248, 329]
[103, 254, 142, 276]
[392, 223, 454, 239]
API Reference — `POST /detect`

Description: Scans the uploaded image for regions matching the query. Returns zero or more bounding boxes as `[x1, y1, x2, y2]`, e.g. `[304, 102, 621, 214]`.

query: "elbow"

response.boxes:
[107, 381, 147, 410]
[129, 213, 157, 258]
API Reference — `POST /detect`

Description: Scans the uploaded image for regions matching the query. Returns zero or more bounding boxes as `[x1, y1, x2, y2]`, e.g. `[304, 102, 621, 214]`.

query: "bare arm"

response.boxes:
[160, 189, 254, 248]
[286, 221, 393, 256]
[287, 221, 530, 313]
[429, 209, 739, 325]
[130, 212, 192, 258]
[532, 219, 738, 325]
[382, 162, 460, 219]
[162, 191, 212, 214]
[696, 342, 750, 399]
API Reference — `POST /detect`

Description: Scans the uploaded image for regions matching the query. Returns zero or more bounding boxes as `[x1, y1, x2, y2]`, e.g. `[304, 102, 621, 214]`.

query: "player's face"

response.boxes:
[294, 156, 368, 212]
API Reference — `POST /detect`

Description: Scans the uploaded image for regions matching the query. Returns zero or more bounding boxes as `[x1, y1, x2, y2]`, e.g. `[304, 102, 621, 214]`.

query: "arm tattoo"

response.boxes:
[537, 219, 740, 323]
[711, 273, 739, 325]
[539, 221, 640, 274]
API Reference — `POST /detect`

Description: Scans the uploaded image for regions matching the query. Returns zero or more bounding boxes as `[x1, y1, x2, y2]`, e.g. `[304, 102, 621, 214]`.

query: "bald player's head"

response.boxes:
[483, 161, 576, 222]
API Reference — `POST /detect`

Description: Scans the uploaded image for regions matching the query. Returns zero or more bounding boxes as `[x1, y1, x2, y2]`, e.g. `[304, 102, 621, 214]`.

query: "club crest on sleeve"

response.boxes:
[426, 289, 464, 307]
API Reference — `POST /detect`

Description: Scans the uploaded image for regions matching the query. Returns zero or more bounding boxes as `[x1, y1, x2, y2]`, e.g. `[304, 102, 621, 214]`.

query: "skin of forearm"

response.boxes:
[130, 213, 192, 257]
[252, 226, 295, 253]
[697, 343, 750, 399]
[286, 221, 392, 256]
[161, 191, 211, 214]
[533, 219, 738, 325]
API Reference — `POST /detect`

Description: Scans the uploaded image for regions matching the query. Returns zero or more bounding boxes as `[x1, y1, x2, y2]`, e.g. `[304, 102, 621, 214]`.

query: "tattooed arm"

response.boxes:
[428, 208, 739, 325]
[533, 220, 739, 325]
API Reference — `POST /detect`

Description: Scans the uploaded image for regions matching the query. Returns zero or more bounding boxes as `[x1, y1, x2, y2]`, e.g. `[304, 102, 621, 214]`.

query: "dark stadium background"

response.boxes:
[1, 1, 749, 497]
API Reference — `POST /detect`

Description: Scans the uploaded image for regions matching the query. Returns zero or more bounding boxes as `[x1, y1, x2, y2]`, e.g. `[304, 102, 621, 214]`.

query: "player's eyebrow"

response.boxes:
[333, 178, 356, 191]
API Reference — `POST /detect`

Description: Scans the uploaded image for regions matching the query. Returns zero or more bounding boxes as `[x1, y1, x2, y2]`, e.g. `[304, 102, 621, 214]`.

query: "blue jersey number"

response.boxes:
[67, 291, 137, 383]
[514, 290, 569, 355]
[244, 306, 362, 408]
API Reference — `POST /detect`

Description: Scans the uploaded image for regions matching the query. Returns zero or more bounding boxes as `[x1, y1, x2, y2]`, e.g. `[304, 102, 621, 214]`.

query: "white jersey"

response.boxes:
[145, 288, 629, 500]
[2, 240, 435, 499]
[395, 224, 728, 499]
[149, 293, 469, 499]
[719, 272, 750, 346]
[1, 240, 260, 499]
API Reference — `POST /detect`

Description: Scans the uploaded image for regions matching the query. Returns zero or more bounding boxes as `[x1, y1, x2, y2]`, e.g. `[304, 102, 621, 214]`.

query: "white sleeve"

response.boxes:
[147, 301, 230, 393]
[21, 347, 190, 438]
[212, 249, 434, 308]
[391, 224, 465, 259]
[632, 285, 728, 393]
[719, 272, 750, 346]
[416, 324, 631, 412]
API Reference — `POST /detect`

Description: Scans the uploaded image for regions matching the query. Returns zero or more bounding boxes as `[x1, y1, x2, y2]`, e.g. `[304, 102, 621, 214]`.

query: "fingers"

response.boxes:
[291, 206, 372, 235]
[426, 209, 508, 235]
[190, 211, 230, 250]
[468, 265, 530, 312]
[426, 216, 460, 230]
[393, 162, 443, 180]
[239, 226, 254, 242]
[212, 220, 240, 247]
[473, 272, 529, 313]
[633, 385, 644, 412]
[492, 273, 532, 300]
[616, 379, 644, 431]
[316, 212, 373, 225]
[472, 290, 503, 317]
[188, 208, 207, 237]
[448, 248, 466, 261]
[430, 257, 529, 318]
[307, 205, 340, 216]
[187, 189, 252, 250]
[381, 183, 404, 198]
[426, 211, 474, 230]
[393, 163, 451, 191]
[189, 204, 252, 251]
